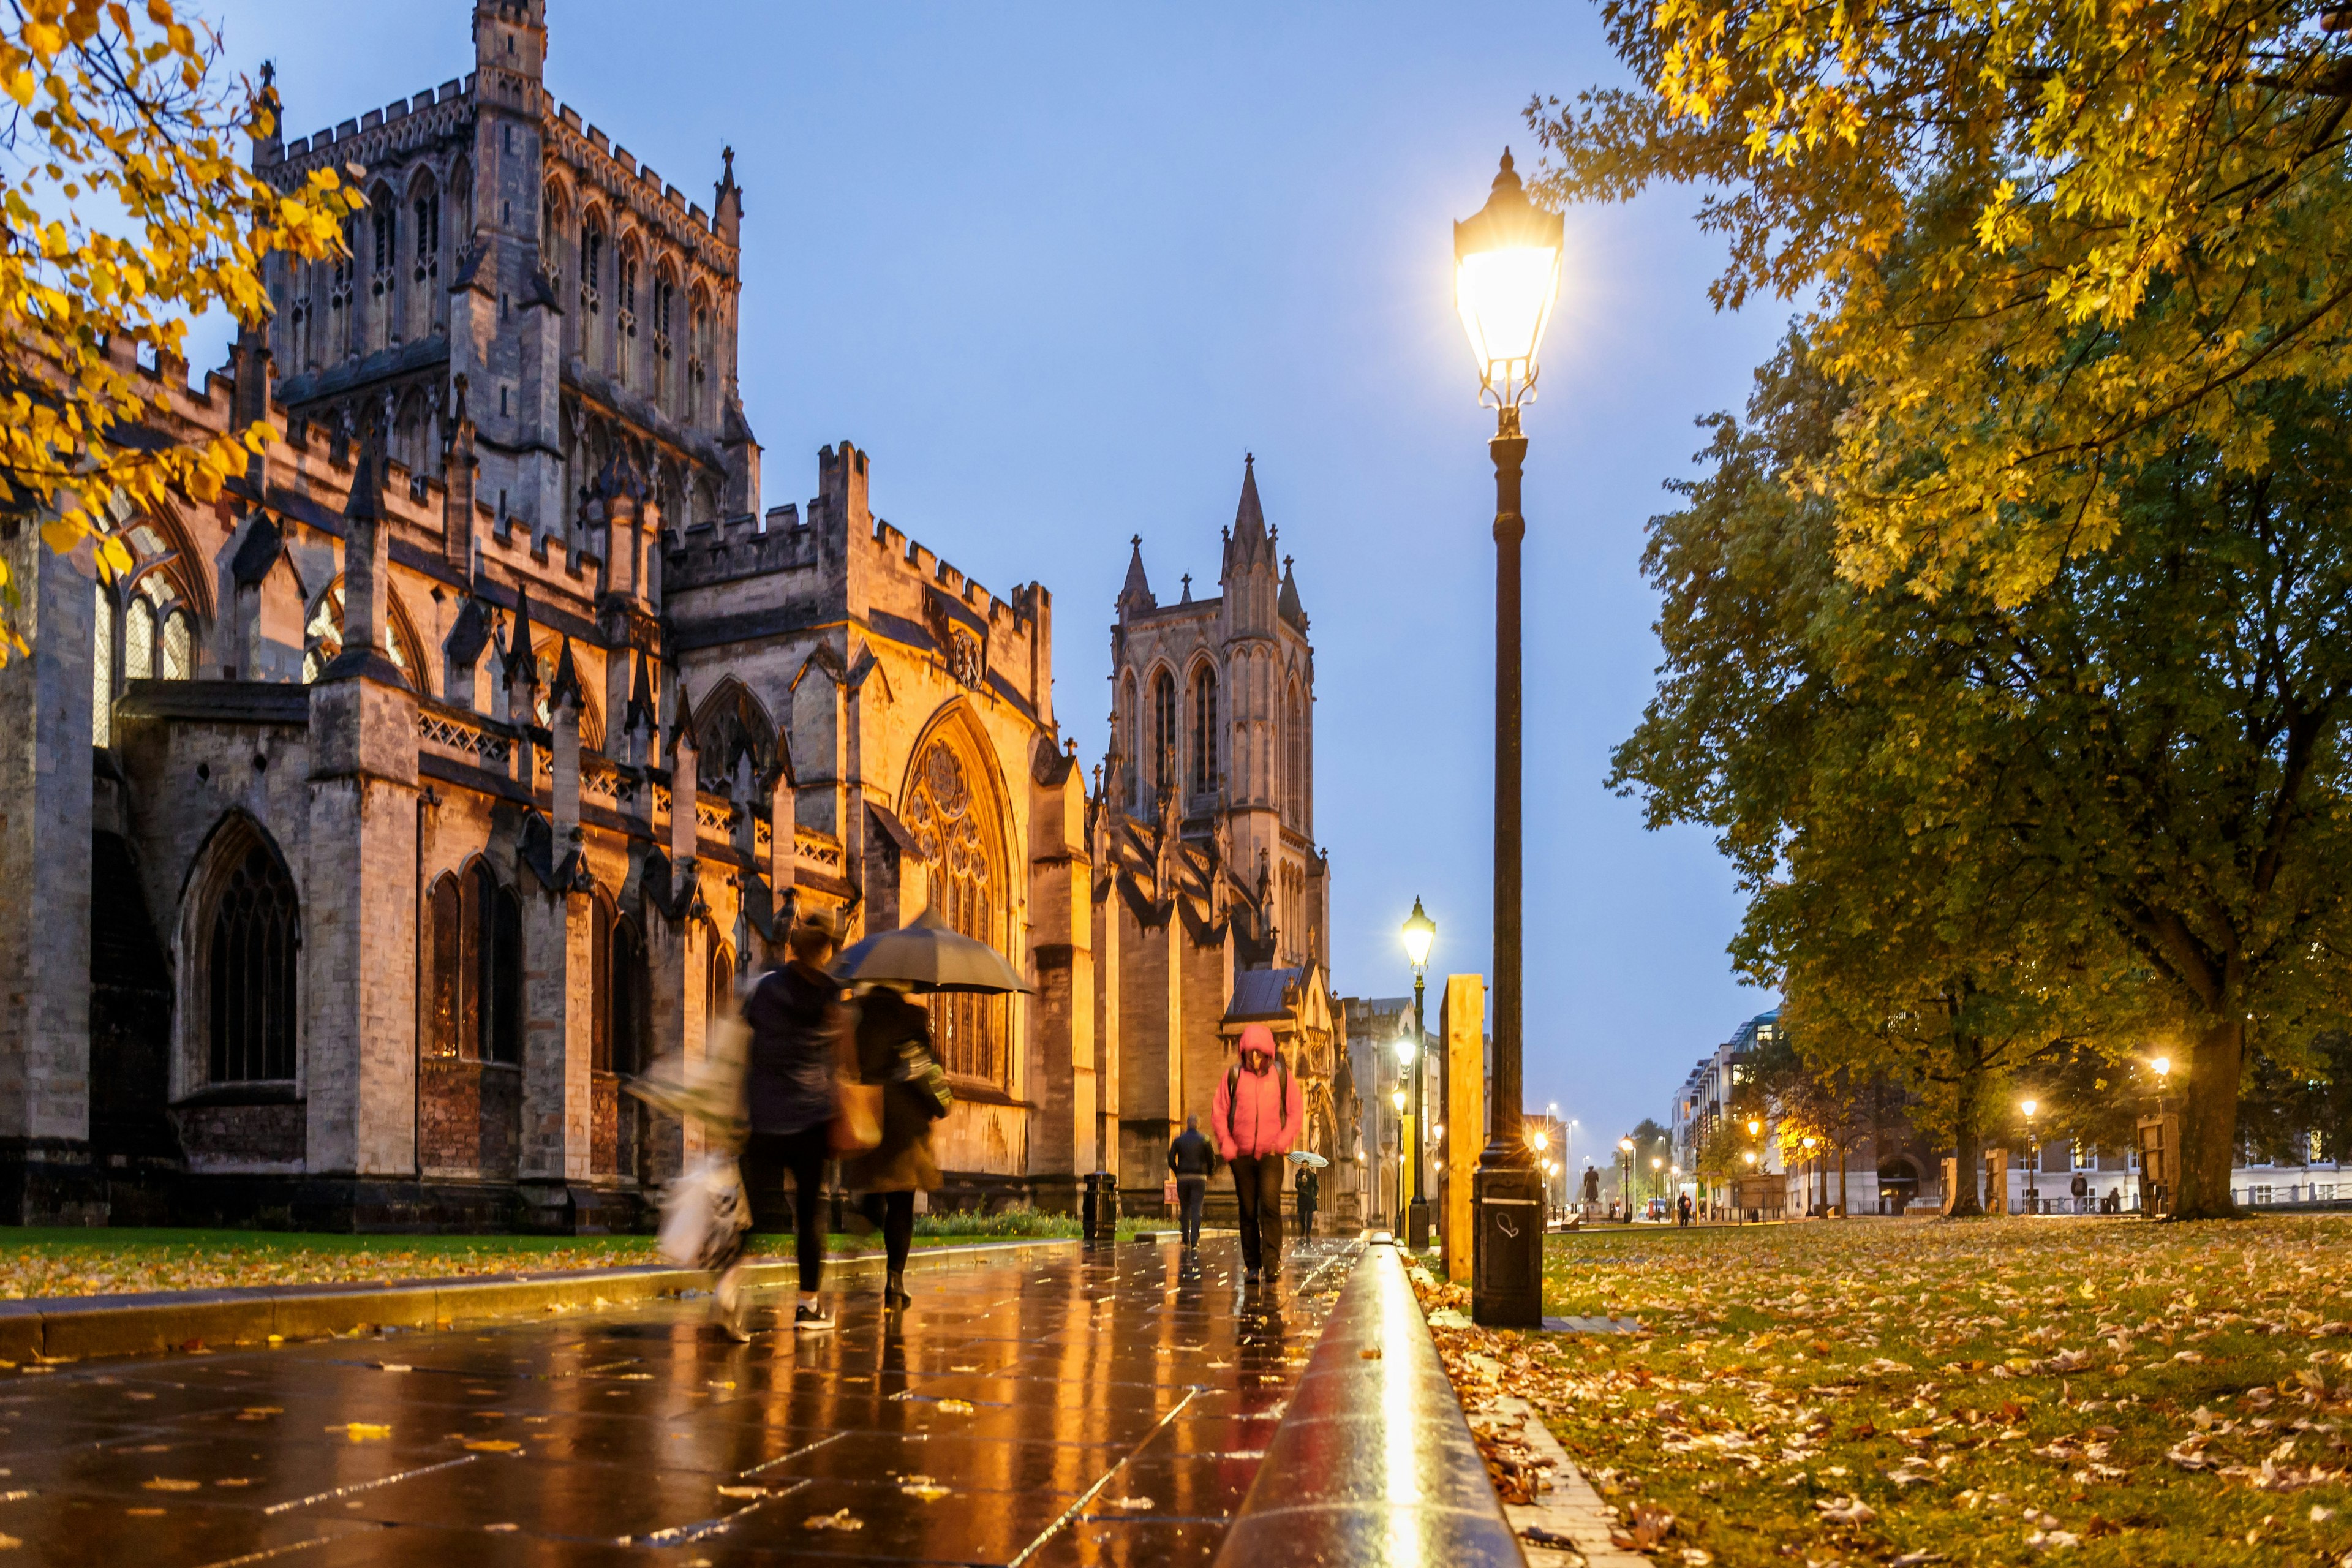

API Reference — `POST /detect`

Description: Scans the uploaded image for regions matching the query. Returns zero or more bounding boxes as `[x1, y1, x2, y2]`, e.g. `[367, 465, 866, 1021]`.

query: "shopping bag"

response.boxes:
[830, 1080, 883, 1156]
[658, 1153, 750, 1270]
[625, 1009, 750, 1143]
[1163, 1178, 1178, 1208]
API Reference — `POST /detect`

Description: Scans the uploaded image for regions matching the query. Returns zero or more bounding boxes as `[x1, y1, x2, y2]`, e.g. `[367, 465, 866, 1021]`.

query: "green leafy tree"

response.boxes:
[1615, 329, 2352, 1218]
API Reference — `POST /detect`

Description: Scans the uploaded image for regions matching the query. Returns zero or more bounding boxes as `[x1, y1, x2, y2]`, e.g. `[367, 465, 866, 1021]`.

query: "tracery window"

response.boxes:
[581, 221, 605, 365]
[652, 272, 675, 409]
[1191, 665, 1218, 795]
[904, 741, 1005, 1084]
[301, 581, 421, 688]
[208, 842, 299, 1082]
[1152, 669, 1178, 803]
[124, 595, 156, 681]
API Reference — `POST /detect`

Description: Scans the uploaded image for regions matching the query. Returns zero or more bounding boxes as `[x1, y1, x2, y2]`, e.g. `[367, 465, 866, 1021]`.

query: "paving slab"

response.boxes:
[0, 1234, 1357, 1566]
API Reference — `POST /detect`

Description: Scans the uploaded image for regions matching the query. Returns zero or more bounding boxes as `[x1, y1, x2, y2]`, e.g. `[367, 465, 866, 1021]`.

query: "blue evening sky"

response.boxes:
[195, 1, 1785, 1156]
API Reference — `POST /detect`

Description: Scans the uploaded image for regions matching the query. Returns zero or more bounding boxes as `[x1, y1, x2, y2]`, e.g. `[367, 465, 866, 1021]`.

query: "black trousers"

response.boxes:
[861, 1189, 918, 1274]
[1230, 1155, 1284, 1273]
[1176, 1176, 1207, 1246]
[741, 1126, 829, 1293]
[1296, 1200, 1316, 1238]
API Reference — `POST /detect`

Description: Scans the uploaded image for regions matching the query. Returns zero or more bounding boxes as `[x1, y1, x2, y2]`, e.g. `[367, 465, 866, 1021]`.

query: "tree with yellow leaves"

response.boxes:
[1533, 0, 2352, 604]
[0, 0, 356, 657]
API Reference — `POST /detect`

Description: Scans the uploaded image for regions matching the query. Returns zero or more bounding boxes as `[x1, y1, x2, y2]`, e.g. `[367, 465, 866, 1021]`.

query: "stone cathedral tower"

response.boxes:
[1095, 457, 1336, 1189]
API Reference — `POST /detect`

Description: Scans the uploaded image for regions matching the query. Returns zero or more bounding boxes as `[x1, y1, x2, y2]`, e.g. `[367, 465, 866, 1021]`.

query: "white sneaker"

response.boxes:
[793, 1302, 835, 1332]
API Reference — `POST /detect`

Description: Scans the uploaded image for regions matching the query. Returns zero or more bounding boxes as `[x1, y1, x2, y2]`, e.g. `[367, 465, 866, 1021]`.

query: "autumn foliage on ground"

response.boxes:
[1417, 1219, 2352, 1567]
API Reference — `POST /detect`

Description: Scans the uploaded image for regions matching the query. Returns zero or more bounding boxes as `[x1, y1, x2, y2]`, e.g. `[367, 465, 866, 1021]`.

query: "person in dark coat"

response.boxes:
[1294, 1164, 1319, 1238]
[728, 910, 847, 1336]
[844, 982, 952, 1310]
[1167, 1115, 1214, 1249]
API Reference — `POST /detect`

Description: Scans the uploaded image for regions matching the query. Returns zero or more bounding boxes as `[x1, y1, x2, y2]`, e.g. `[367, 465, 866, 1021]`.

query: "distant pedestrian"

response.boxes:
[1676, 1191, 1693, 1228]
[1168, 1115, 1214, 1248]
[1212, 1024, 1302, 1284]
[1294, 1165, 1319, 1238]
[728, 910, 849, 1338]
[845, 981, 954, 1312]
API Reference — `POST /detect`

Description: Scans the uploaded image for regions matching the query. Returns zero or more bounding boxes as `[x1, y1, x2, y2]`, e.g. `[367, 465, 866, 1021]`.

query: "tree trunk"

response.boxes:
[1948, 1036, 1988, 1218]
[2172, 1012, 2245, 1221]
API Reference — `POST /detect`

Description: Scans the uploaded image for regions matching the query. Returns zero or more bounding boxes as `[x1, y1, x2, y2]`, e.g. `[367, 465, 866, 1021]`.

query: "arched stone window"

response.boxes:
[705, 927, 736, 1028]
[693, 677, 777, 794]
[903, 735, 1007, 1083]
[408, 169, 440, 339]
[615, 240, 641, 387]
[124, 594, 156, 681]
[652, 265, 677, 412]
[579, 213, 606, 369]
[206, 839, 300, 1083]
[1152, 668, 1177, 804]
[1119, 670, 1138, 806]
[687, 285, 712, 423]
[1285, 679, 1306, 824]
[425, 861, 522, 1064]
[591, 895, 648, 1076]
[530, 637, 605, 750]
[301, 579, 425, 690]
[1191, 663, 1218, 796]
[367, 183, 397, 351]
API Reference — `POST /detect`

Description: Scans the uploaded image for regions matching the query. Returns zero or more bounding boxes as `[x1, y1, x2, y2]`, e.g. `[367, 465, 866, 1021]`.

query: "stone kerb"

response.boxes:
[1214, 1240, 1526, 1567]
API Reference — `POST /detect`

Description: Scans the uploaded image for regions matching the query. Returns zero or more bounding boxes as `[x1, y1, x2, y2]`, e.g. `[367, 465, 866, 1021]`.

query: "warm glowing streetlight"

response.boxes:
[1619, 1137, 1635, 1153]
[1401, 897, 1437, 969]
[1747, 1118, 1762, 1137]
[1395, 1034, 1417, 1069]
[1392, 1088, 1407, 1114]
[1531, 1128, 1548, 1152]
[1455, 150, 1564, 1325]
[1455, 151, 1565, 413]
[2151, 1056, 2171, 1079]
[2020, 1098, 2038, 1119]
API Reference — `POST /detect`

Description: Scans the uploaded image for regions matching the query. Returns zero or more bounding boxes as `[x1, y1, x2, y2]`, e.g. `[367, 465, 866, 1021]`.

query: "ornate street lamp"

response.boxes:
[1618, 1136, 1635, 1224]
[1401, 897, 1438, 1249]
[1455, 149, 1564, 1327]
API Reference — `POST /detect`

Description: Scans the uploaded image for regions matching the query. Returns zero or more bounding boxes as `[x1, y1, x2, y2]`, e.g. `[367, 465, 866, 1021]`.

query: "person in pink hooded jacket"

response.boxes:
[1212, 1023, 1304, 1283]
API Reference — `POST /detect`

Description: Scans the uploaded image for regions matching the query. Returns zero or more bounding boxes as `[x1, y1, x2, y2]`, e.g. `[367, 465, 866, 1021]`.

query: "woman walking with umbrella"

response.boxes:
[844, 980, 953, 1310]
[832, 908, 1026, 1306]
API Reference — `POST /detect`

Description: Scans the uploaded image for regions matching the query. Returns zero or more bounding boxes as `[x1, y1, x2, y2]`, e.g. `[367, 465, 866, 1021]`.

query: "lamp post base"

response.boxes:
[1472, 1157, 1544, 1327]
[1407, 1196, 1432, 1252]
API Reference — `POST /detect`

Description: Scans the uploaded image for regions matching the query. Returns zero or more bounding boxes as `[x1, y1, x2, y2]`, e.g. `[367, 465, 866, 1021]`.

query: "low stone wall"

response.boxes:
[1215, 1239, 1525, 1566]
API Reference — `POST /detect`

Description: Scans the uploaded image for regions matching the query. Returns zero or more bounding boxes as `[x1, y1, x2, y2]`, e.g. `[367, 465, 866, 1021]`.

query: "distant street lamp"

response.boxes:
[1392, 1087, 1410, 1226]
[1802, 1135, 1820, 1216]
[1618, 1136, 1636, 1223]
[2021, 1098, 2040, 1215]
[1401, 898, 1437, 1250]
[1455, 149, 1564, 1328]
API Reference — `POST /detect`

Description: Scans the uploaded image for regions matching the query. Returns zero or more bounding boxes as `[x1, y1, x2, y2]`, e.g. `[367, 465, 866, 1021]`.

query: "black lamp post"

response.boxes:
[1402, 897, 1436, 1250]
[1454, 149, 1562, 1329]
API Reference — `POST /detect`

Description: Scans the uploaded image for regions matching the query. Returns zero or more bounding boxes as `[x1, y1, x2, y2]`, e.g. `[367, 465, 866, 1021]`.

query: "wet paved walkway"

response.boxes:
[0, 1234, 1359, 1566]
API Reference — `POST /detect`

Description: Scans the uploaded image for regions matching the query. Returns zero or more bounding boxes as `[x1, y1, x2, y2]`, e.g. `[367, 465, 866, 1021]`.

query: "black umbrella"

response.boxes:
[833, 907, 1031, 994]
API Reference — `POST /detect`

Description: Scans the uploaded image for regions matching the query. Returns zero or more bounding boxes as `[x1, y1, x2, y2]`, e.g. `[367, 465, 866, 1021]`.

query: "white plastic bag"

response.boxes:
[658, 1153, 750, 1270]
[626, 1011, 751, 1142]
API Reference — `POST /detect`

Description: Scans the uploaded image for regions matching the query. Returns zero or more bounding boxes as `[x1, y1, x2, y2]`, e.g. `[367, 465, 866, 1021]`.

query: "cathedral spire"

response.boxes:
[1223, 451, 1273, 582]
[1117, 534, 1155, 616]
[1278, 554, 1307, 631]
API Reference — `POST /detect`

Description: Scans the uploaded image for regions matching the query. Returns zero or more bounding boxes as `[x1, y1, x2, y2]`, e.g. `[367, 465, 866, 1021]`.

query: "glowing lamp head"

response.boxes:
[1802, 1136, 1817, 1151]
[1530, 1128, 1548, 1151]
[1747, 1119, 1762, 1137]
[1454, 149, 1564, 414]
[2020, 1098, 2038, 1119]
[1392, 1088, 1408, 1115]
[1401, 896, 1437, 969]
[2151, 1055, 2171, 1079]
[1618, 1137, 1635, 1154]
[1744, 1152, 1757, 1166]
[1651, 1157, 1662, 1171]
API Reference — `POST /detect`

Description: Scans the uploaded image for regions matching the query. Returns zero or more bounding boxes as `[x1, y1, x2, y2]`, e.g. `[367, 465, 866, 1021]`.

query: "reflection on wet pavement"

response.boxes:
[0, 1235, 1357, 1565]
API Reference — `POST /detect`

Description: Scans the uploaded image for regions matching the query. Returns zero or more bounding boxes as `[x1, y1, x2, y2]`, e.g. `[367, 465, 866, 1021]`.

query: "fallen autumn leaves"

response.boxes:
[1414, 1216, 2352, 1567]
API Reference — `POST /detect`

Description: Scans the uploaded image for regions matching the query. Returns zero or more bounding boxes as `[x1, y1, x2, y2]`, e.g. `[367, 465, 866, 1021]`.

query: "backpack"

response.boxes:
[1221, 1056, 1292, 1152]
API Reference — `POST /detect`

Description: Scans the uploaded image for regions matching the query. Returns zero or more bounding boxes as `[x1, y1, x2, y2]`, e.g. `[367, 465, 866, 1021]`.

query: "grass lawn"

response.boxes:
[0, 1213, 1109, 1300]
[1414, 1215, 2352, 1567]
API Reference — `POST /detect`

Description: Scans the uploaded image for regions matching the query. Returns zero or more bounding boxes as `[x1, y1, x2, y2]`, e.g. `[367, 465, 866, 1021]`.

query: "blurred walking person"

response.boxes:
[727, 910, 848, 1337]
[1294, 1163, 1319, 1238]
[1212, 1024, 1302, 1284]
[1168, 1115, 1213, 1249]
[845, 981, 954, 1310]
